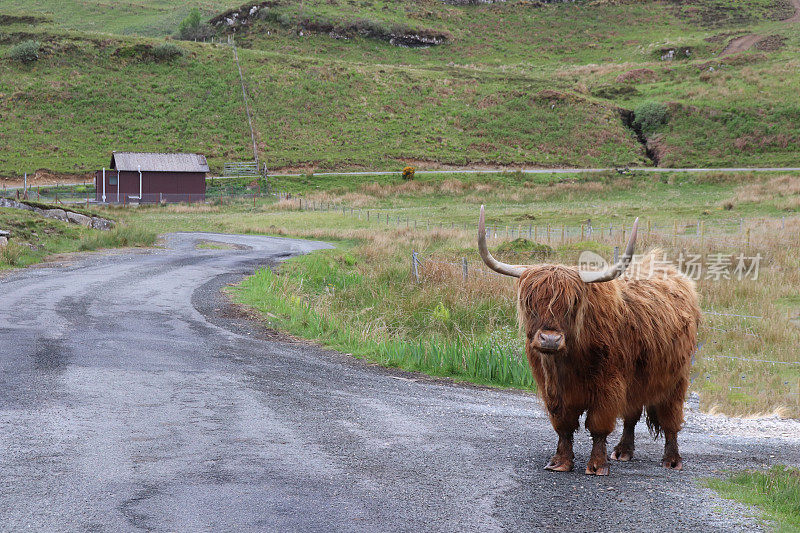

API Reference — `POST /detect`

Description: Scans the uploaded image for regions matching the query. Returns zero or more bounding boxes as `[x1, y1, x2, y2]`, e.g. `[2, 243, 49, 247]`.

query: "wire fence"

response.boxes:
[0, 185, 283, 206]
[275, 196, 794, 250]
[403, 246, 799, 400]
[292, 197, 800, 389]
[3, 182, 794, 249]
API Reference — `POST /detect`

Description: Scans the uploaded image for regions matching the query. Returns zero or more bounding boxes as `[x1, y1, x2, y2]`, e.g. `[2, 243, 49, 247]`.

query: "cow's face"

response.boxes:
[517, 266, 586, 355]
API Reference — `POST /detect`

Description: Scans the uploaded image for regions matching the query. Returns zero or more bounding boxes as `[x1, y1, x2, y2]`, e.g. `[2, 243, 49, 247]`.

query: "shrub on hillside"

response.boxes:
[152, 43, 183, 61]
[176, 8, 213, 41]
[402, 166, 416, 180]
[8, 40, 40, 63]
[633, 101, 669, 132]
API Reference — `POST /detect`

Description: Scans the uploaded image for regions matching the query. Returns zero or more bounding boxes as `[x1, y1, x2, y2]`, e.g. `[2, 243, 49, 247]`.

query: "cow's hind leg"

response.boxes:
[545, 406, 581, 472]
[654, 379, 688, 470]
[611, 408, 641, 462]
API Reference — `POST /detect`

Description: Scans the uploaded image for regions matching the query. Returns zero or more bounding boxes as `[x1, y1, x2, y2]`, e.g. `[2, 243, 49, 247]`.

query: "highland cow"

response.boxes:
[478, 206, 700, 476]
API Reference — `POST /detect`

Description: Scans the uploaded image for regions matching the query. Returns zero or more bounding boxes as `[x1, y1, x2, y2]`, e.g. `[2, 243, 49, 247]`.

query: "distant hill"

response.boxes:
[0, 0, 797, 177]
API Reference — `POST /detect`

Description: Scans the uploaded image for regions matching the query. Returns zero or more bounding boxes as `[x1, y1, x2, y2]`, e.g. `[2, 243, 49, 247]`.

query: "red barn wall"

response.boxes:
[95, 171, 206, 202]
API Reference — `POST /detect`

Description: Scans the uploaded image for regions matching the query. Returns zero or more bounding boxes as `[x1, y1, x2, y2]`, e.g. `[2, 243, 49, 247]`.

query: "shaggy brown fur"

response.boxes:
[517, 251, 701, 475]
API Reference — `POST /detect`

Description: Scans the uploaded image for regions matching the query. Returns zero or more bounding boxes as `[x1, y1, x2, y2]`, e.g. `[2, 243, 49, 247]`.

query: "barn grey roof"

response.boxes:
[110, 152, 209, 173]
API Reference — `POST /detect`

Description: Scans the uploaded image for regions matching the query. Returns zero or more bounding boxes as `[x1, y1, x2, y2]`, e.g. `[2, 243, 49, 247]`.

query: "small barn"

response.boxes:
[95, 152, 209, 204]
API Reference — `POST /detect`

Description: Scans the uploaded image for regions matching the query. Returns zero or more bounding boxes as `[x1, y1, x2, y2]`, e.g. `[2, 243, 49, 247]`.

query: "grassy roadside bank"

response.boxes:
[706, 466, 800, 532]
[232, 251, 534, 389]
[0, 207, 156, 269]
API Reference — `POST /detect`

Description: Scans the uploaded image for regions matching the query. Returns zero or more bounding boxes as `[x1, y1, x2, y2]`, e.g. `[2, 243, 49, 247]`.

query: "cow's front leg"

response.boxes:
[611, 408, 641, 462]
[585, 407, 617, 476]
[544, 405, 581, 472]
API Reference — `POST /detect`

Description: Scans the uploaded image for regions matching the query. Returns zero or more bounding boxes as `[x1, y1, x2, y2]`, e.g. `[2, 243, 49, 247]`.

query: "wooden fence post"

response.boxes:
[411, 251, 420, 283]
[462, 258, 468, 281]
[673, 220, 678, 247]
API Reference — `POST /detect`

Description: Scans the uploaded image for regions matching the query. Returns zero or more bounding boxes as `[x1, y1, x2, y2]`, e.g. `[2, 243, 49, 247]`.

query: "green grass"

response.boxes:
[0, 34, 252, 176]
[0, 0, 240, 37]
[232, 256, 534, 389]
[0, 206, 156, 268]
[196, 240, 239, 249]
[232, 0, 787, 67]
[706, 466, 800, 532]
[1, 0, 800, 176]
[241, 47, 644, 170]
[113, 170, 798, 233]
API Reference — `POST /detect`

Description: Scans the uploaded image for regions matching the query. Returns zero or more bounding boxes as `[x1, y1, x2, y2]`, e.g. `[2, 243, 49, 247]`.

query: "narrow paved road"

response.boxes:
[1, 233, 799, 532]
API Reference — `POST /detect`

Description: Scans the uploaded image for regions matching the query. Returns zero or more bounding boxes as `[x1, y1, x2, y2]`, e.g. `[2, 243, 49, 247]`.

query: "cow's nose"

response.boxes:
[537, 332, 564, 351]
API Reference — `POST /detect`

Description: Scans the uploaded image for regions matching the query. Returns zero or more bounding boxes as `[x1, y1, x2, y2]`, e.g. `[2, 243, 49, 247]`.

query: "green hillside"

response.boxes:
[0, 1, 239, 36]
[0, 0, 798, 177]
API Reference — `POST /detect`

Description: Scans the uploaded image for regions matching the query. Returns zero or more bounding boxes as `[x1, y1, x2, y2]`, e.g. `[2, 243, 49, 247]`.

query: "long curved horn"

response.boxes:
[478, 205, 526, 278]
[579, 217, 639, 283]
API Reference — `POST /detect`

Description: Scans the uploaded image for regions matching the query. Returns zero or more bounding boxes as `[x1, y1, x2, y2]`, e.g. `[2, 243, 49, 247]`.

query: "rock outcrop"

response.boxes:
[67, 211, 93, 227]
[44, 209, 68, 222]
[210, 2, 450, 48]
[91, 217, 114, 231]
[0, 198, 115, 230]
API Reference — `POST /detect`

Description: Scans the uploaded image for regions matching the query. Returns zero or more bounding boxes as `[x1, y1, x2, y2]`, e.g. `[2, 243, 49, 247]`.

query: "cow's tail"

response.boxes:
[645, 406, 662, 438]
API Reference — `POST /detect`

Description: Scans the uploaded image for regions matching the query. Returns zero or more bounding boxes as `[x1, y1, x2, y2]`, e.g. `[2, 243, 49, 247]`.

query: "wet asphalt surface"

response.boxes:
[1, 232, 799, 532]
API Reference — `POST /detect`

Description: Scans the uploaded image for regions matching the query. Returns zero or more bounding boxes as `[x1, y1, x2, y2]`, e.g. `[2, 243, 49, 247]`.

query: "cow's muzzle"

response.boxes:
[533, 330, 565, 353]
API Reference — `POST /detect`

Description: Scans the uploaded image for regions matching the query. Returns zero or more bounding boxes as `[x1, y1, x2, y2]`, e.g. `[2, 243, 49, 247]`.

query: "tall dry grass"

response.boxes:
[262, 207, 800, 416]
[140, 173, 800, 416]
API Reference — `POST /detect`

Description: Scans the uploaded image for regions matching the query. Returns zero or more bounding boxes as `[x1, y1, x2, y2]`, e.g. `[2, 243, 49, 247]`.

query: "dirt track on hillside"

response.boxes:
[721, 0, 800, 55]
